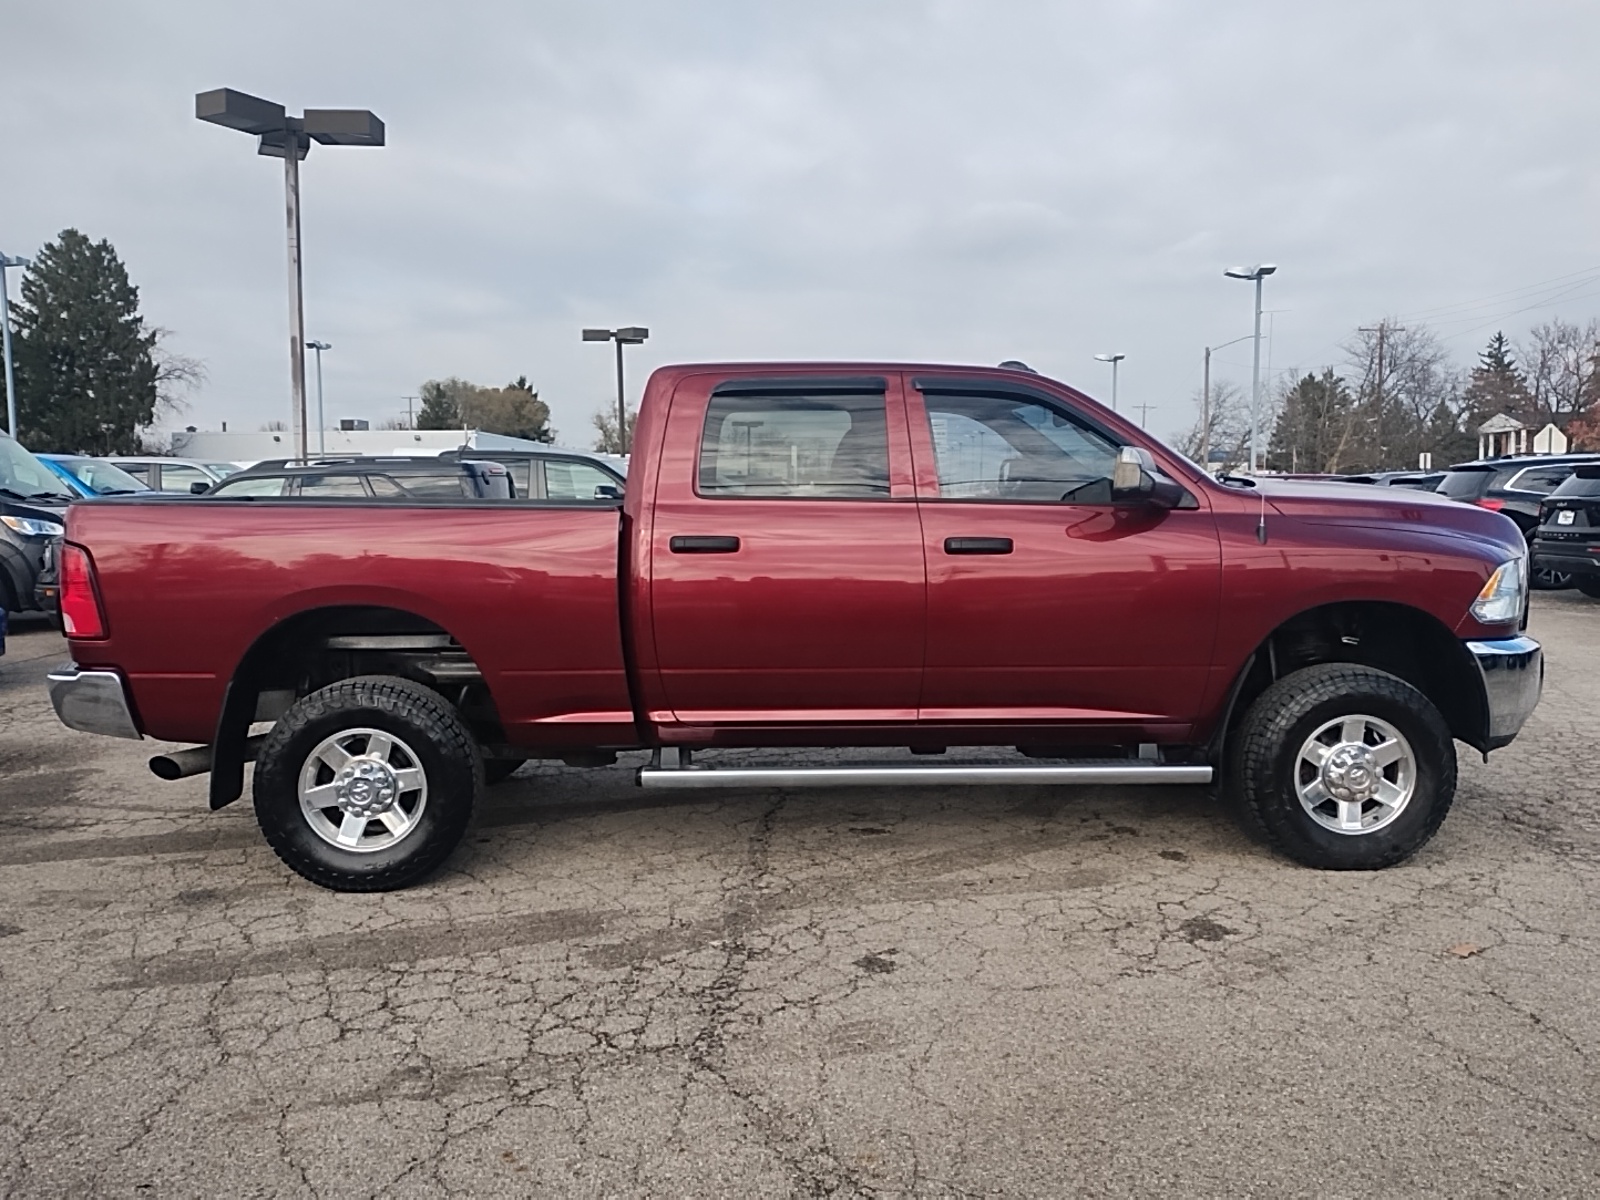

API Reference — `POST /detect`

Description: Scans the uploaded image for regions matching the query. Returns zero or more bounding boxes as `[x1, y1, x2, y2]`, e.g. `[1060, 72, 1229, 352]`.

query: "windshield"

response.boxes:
[0, 436, 76, 501]
[206, 462, 241, 478]
[56, 458, 150, 495]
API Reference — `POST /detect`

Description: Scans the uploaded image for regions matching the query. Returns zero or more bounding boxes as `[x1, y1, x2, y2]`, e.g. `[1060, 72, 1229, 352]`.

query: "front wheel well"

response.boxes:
[1217, 601, 1487, 759]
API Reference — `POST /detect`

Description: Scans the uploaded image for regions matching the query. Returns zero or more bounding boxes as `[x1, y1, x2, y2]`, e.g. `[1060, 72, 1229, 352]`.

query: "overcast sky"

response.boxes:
[6, 0, 1600, 446]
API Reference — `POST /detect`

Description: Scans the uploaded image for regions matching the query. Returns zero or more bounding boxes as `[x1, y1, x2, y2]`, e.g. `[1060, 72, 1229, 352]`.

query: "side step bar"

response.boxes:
[638, 760, 1212, 790]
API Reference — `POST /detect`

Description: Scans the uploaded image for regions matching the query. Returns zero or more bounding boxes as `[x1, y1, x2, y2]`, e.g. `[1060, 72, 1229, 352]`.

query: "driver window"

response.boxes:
[926, 393, 1120, 503]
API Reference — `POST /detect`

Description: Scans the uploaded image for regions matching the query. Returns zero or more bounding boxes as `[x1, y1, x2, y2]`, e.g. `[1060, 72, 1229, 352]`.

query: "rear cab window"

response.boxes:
[697, 392, 890, 499]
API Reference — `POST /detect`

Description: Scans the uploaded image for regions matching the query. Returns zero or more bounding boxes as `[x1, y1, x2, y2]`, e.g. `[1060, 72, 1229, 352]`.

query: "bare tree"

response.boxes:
[1341, 323, 1469, 471]
[1519, 318, 1600, 429]
[1171, 380, 1250, 469]
[150, 328, 205, 419]
[592, 406, 637, 455]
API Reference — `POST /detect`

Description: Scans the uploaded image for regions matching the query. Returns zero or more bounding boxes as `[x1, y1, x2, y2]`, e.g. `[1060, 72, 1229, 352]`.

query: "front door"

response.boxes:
[646, 374, 926, 726]
[910, 379, 1222, 738]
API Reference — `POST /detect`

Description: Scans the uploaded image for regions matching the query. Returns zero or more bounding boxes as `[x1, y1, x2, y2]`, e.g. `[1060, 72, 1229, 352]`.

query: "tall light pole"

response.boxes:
[1223, 263, 1277, 472]
[0, 252, 29, 439]
[196, 89, 384, 462]
[582, 326, 649, 454]
[1201, 333, 1256, 470]
[306, 340, 331, 455]
[1093, 353, 1125, 412]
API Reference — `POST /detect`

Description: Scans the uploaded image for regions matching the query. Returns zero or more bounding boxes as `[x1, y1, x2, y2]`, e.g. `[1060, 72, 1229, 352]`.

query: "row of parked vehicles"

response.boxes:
[0, 438, 627, 622]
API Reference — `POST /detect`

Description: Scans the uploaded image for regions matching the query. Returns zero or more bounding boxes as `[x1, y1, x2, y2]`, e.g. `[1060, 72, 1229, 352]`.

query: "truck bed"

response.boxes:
[68, 499, 635, 745]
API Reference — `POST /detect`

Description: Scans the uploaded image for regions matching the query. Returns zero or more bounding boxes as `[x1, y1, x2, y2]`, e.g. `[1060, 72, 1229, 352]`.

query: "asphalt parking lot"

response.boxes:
[1, 597, 1597, 1198]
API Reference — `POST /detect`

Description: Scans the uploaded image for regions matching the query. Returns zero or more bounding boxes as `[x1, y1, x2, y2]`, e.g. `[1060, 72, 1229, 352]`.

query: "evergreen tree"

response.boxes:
[1463, 330, 1532, 424]
[1267, 370, 1357, 473]
[11, 229, 158, 454]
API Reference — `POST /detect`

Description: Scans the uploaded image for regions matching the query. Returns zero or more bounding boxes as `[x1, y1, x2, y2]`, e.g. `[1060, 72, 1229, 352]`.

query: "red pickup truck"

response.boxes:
[47, 362, 1543, 891]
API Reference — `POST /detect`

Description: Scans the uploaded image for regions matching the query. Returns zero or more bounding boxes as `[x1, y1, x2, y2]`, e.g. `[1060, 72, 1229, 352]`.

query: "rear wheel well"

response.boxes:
[209, 605, 502, 809]
[1218, 602, 1486, 759]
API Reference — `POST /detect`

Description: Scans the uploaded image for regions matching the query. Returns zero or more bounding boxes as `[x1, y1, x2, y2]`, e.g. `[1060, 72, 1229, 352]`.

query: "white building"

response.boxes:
[1476, 413, 1568, 459]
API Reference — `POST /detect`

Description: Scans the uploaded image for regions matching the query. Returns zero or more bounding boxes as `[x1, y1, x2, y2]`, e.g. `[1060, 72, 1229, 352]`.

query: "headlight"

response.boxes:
[1470, 555, 1527, 624]
[0, 515, 65, 538]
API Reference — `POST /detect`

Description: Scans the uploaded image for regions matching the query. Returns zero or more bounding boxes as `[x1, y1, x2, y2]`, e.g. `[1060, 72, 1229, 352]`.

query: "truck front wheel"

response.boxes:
[1229, 664, 1456, 870]
[253, 676, 482, 891]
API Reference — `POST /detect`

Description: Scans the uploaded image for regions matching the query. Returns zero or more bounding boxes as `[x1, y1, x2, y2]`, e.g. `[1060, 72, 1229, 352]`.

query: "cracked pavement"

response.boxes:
[1, 595, 1597, 1196]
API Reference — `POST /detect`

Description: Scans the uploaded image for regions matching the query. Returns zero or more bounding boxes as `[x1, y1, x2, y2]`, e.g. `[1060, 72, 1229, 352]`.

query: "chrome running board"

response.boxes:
[638, 759, 1212, 790]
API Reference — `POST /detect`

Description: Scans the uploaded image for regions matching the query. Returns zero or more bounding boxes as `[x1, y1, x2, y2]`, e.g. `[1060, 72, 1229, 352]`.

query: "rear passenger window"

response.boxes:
[368, 476, 407, 497]
[1507, 465, 1574, 494]
[297, 474, 369, 497]
[398, 474, 469, 498]
[697, 393, 889, 499]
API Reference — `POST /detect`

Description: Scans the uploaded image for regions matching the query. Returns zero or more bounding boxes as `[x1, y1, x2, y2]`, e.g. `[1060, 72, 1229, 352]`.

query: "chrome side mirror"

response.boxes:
[1112, 446, 1156, 498]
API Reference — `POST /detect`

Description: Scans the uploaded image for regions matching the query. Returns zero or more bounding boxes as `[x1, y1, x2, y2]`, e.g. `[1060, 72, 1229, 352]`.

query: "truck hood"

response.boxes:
[1238, 477, 1524, 556]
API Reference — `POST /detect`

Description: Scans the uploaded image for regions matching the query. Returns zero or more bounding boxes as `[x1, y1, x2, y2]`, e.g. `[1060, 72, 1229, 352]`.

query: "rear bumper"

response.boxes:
[46, 664, 143, 740]
[1465, 636, 1543, 750]
[1531, 546, 1600, 579]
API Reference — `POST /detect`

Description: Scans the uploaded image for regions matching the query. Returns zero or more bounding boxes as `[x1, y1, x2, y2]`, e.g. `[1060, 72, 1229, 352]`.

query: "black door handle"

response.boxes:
[670, 535, 742, 554]
[944, 536, 1013, 555]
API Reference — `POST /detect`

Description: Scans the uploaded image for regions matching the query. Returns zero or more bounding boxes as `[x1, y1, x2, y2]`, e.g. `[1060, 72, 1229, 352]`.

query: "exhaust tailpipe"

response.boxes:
[149, 733, 268, 781]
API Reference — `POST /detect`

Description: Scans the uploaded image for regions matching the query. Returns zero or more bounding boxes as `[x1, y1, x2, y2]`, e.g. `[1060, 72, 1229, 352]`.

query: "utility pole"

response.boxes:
[1359, 321, 1404, 468]
[402, 395, 418, 429]
[0, 251, 30, 439]
[1201, 346, 1212, 467]
[1133, 400, 1154, 429]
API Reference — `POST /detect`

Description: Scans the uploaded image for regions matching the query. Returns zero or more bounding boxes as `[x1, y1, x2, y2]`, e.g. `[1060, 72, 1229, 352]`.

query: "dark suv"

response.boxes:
[1436, 453, 1600, 587]
[0, 433, 73, 615]
[1531, 466, 1600, 599]
[205, 457, 516, 500]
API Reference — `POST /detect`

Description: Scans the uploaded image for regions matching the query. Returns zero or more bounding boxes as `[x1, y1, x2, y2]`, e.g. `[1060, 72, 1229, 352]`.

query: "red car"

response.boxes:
[47, 362, 1542, 890]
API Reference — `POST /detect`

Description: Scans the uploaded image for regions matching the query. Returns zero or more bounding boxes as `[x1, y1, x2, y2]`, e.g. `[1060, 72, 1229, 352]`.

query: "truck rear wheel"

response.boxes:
[253, 676, 482, 891]
[1229, 664, 1455, 870]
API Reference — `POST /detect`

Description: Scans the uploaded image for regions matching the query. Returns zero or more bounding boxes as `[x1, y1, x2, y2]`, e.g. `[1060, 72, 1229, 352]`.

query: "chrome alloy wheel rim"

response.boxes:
[1294, 714, 1416, 836]
[298, 728, 428, 854]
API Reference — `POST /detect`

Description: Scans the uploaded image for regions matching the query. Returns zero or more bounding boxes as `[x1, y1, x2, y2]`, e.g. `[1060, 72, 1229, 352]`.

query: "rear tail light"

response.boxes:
[1475, 498, 1505, 512]
[60, 544, 107, 639]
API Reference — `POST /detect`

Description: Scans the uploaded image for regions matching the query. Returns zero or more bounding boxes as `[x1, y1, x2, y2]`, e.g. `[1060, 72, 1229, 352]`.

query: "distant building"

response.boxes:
[167, 427, 585, 466]
[1476, 413, 1568, 459]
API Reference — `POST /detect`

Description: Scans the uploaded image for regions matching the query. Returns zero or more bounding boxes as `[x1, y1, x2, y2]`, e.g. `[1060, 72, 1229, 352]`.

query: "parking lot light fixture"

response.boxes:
[583, 327, 650, 454]
[1, 252, 31, 439]
[1223, 263, 1278, 472]
[307, 341, 332, 455]
[196, 88, 384, 462]
[1093, 352, 1126, 412]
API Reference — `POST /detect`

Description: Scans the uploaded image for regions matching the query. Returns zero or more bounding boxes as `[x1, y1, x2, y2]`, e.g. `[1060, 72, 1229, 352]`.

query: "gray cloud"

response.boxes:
[6, 0, 1599, 444]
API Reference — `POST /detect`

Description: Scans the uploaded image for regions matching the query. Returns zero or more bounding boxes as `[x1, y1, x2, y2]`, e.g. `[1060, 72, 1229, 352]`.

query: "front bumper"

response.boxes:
[1466, 636, 1543, 749]
[46, 664, 143, 740]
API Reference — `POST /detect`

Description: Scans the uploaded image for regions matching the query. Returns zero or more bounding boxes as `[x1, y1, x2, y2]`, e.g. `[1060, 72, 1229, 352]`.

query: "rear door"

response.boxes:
[646, 374, 926, 725]
[909, 377, 1222, 734]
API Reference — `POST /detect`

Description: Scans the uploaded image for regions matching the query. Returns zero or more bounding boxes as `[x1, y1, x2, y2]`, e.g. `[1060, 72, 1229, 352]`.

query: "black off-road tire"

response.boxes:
[1576, 577, 1600, 600]
[1228, 664, 1456, 870]
[253, 676, 482, 892]
[483, 758, 521, 786]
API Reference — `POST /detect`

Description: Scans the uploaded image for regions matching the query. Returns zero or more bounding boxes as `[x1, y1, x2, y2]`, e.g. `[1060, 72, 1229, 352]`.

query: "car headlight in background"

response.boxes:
[0, 515, 65, 538]
[1470, 555, 1527, 624]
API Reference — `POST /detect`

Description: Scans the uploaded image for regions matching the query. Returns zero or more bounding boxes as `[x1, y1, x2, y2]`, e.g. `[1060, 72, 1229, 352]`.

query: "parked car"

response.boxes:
[203, 457, 517, 500]
[438, 445, 626, 500]
[104, 456, 239, 493]
[1435, 453, 1600, 588]
[48, 361, 1541, 891]
[0, 433, 72, 615]
[1342, 470, 1447, 491]
[1531, 466, 1600, 599]
[38, 455, 151, 498]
